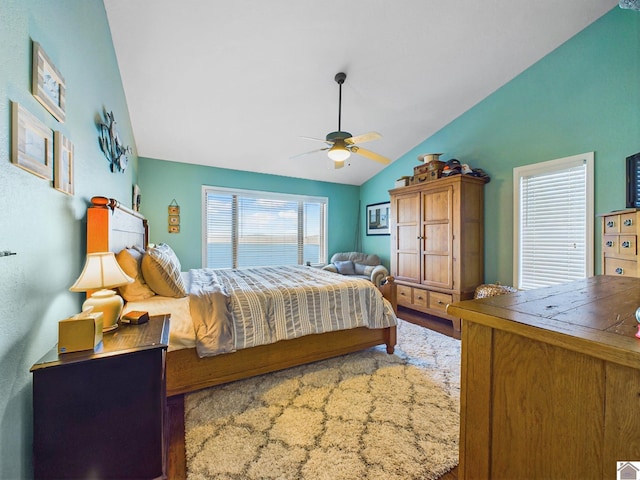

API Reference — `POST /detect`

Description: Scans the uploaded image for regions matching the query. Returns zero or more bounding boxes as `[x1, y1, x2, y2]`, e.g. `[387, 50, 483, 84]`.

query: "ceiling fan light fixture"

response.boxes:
[328, 142, 351, 162]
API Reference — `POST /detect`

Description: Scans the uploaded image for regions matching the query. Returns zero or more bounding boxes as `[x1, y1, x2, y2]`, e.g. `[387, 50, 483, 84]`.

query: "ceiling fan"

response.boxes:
[293, 72, 391, 169]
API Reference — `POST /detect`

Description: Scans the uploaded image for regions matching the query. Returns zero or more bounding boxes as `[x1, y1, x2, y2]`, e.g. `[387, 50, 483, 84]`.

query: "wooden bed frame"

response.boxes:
[86, 196, 398, 397]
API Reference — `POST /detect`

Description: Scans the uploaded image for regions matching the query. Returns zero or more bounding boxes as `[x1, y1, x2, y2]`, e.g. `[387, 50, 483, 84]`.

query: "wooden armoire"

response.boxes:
[389, 175, 486, 330]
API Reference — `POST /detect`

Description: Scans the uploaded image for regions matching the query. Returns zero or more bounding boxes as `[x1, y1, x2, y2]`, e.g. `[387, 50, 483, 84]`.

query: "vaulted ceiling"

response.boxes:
[104, 0, 617, 185]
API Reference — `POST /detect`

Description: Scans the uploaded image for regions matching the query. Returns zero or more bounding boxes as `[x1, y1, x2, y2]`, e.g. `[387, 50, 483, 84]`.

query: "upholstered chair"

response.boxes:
[322, 252, 389, 287]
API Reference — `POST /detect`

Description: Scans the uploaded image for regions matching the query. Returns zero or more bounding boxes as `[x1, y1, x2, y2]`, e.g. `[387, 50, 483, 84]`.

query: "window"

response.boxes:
[513, 152, 594, 290]
[202, 186, 327, 268]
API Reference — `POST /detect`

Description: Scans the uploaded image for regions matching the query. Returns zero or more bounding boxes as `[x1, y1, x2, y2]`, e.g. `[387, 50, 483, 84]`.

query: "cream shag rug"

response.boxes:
[184, 320, 461, 480]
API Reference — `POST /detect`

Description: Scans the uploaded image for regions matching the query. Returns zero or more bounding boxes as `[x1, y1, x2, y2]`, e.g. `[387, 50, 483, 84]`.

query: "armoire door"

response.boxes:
[391, 191, 421, 283]
[421, 185, 453, 288]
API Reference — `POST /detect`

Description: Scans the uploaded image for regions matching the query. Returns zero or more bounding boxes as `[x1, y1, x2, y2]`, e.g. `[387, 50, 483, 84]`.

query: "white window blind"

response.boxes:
[513, 153, 594, 290]
[202, 186, 327, 269]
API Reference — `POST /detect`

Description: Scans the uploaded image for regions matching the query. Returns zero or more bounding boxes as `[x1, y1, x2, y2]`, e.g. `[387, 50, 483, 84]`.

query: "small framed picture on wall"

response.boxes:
[366, 202, 390, 236]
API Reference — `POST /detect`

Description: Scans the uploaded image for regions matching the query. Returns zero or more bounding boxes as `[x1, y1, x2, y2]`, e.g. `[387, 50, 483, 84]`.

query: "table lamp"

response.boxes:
[69, 252, 133, 332]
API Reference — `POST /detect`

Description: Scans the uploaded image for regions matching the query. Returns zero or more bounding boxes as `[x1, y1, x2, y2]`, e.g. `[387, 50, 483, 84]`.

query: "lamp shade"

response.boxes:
[69, 252, 133, 292]
[327, 140, 351, 162]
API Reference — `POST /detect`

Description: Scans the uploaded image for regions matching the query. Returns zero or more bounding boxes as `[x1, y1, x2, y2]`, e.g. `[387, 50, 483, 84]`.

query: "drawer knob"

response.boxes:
[624, 219, 633, 227]
[607, 221, 615, 228]
[606, 241, 614, 247]
[616, 267, 624, 275]
[622, 241, 631, 248]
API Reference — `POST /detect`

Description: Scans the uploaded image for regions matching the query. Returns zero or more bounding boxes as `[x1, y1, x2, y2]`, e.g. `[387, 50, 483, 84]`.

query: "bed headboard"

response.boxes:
[87, 196, 148, 254]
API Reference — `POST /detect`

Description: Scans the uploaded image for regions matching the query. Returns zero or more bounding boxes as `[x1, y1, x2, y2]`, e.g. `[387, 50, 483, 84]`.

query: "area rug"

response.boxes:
[184, 320, 461, 480]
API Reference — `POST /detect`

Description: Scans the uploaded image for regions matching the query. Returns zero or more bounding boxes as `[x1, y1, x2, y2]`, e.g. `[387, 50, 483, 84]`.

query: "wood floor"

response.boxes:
[166, 308, 461, 480]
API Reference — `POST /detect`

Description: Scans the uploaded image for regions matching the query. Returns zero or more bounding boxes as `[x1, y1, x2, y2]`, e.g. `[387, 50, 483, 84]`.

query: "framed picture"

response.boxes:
[133, 184, 141, 211]
[54, 131, 74, 195]
[32, 41, 66, 122]
[366, 201, 391, 236]
[11, 101, 54, 180]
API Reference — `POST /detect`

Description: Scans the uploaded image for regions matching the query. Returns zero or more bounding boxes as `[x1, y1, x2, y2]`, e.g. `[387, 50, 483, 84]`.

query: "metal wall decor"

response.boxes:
[98, 110, 132, 173]
[168, 199, 180, 233]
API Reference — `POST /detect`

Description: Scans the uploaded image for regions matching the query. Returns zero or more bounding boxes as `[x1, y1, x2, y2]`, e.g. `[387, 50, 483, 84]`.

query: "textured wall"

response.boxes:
[0, 1, 136, 477]
[361, 7, 640, 283]
[138, 157, 361, 270]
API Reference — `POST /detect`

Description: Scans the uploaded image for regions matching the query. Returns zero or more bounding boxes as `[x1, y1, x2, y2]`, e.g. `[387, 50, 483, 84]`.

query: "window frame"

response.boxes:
[201, 185, 328, 269]
[513, 152, 594, 290]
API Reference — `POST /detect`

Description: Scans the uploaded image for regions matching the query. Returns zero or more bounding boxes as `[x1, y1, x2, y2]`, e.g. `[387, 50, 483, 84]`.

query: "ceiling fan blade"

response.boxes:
[290, 147, 329, 159]
[351, 146, 391, 165]
[300, 136, 333, 146]
[345, 131, 382, 145]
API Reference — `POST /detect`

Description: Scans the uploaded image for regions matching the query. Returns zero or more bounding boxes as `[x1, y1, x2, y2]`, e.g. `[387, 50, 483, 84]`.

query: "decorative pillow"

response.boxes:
[115, 248, 156, 302]
[141, 243, 187, 298]
[363, 265, 376, 277]
[334, 260, 356, 275]
[354, 263, 368, 275]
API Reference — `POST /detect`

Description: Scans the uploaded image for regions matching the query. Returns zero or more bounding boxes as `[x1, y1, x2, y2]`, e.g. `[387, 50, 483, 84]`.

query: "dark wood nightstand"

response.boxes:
[30, 314, 170, 480]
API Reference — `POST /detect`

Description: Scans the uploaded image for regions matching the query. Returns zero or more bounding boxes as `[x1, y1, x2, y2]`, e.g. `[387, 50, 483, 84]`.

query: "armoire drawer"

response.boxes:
[397, 285, 428, 309]
[429, 292, 453, 313]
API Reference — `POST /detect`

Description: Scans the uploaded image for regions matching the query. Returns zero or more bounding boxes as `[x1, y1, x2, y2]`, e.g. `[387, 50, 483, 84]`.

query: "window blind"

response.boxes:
[203, 187, 327, 269]
[514, 153, 594, 290]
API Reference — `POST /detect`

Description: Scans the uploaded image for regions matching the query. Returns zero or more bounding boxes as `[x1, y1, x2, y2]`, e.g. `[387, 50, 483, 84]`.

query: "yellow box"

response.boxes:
[58, 312, 103, 354]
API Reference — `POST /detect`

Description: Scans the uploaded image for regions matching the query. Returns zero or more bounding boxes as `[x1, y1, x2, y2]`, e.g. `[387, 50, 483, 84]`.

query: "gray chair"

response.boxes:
[322, 252, 389, 287]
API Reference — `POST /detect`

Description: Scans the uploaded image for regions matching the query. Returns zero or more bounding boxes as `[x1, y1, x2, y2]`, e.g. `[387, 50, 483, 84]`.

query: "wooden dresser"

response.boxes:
[447, 276, 640, 479]
[389, 175, 486, 330]
[599, 208, 639, 277]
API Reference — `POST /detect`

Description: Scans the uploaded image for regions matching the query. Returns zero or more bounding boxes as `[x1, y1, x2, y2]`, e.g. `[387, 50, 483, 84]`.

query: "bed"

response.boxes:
[86, 196, 398, 397]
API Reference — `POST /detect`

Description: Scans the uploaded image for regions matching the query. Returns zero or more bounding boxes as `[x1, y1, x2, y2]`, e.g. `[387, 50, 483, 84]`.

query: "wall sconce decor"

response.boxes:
[168, 199, 180, 233]
[98, 110, 132, 173]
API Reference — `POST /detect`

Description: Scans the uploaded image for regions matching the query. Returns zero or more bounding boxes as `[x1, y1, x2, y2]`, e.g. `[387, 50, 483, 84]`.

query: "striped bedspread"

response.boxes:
[188, 265, 397, 357]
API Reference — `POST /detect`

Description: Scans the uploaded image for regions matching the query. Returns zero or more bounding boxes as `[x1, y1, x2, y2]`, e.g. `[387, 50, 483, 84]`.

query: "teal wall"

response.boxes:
[361, 7, 640, 283]
[138, 157, 360, 269]
[1, 2, 637, 478]
[0, 1, 136, 478]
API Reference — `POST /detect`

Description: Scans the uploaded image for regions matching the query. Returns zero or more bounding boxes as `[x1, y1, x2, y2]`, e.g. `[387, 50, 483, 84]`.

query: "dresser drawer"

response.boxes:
[603, 235, 619, 254]
[619, 235, 637, 255]
[604, 258, 638, 277]
[604, 215, 620, 234]
[429, 292, 453, 313]
[620, 213, 638, 234]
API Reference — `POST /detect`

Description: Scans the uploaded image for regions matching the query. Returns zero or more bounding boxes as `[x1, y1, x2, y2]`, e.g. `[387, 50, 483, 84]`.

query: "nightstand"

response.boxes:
[30, 314, 170, 480]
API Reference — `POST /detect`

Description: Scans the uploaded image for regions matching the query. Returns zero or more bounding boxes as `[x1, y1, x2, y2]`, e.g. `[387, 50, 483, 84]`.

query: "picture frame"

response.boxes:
[54, 131, 74, 195]
[626, 152, 640, 208]
[32, 41, 66, 122]
[366, 201, 391, 236]
[133, 184, 141, 211]
[11, 101, 54, 180]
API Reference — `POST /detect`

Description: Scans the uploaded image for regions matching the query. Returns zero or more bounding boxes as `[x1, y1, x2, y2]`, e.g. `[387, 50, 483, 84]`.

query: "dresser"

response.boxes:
[599, 208, 639, 277]
[31, 315, 170, 479]
[447, 277, 640, 479]
[389, 175, 486, 330]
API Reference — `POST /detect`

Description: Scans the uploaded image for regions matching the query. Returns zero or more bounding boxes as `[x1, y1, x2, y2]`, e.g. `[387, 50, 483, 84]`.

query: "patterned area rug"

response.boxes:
[184, 320, 461, 479]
